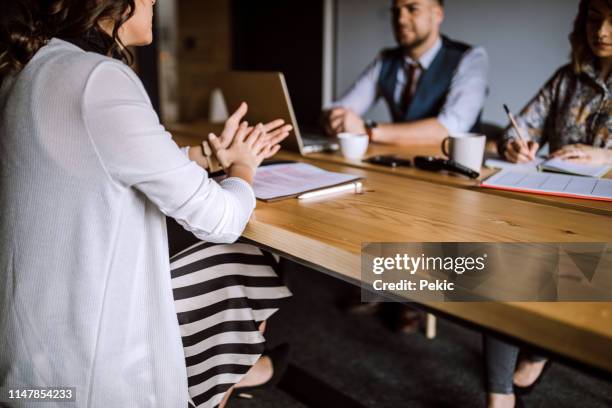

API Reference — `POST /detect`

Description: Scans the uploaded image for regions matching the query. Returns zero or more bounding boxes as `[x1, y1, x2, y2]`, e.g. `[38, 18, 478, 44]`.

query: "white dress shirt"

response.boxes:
[332, 38, 489, 134]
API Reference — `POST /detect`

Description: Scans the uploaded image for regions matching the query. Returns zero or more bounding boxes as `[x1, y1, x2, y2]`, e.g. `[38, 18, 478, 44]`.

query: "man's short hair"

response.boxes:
[392, 0, 444, 7]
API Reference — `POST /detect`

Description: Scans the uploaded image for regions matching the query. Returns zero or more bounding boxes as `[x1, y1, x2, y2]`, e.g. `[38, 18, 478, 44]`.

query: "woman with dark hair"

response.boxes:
[488, 1, 611, 407]
[0, 1, 291, 407]
[499, 0, 612, 164]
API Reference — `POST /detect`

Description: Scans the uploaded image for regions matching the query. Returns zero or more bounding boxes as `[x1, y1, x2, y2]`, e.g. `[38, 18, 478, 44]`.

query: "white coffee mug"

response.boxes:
[441, 133, 486, 173]
[338, 133, 369, 160]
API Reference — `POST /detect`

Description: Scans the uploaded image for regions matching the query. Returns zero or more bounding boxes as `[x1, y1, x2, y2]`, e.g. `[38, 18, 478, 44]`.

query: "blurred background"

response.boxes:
[145, 0, 578, 132]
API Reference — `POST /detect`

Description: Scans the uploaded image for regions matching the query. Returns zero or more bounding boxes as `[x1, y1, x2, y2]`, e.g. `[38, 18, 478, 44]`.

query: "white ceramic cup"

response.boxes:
[441, 133, 486, 173]
[338, 133, 369, 160]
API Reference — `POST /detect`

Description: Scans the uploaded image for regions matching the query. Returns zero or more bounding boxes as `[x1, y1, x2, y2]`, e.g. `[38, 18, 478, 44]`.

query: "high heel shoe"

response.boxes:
[234, 343, 291, 394]
[514, 361, 551, 396]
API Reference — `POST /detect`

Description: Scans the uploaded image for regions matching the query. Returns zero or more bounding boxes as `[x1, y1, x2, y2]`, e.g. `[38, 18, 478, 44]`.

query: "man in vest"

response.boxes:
[324, 0, 489, 145]
[330, 0, 489, 333]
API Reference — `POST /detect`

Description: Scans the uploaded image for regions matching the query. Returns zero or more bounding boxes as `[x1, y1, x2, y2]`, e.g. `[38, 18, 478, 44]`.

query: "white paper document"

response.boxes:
[485, 157, 545, 173]
[481, 170, 612, 201]
[252, 163, 363, 201]
[538, 158, 610, 178]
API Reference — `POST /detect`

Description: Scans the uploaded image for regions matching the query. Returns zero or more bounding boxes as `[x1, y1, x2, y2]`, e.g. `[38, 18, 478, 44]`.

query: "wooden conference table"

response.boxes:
[169, 125, 612, 376]
[307, 143, 612, 216]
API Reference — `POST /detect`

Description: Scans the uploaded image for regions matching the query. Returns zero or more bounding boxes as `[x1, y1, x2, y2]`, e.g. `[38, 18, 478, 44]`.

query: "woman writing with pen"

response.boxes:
[488, 1, 612, 407]
[499, 0, 612, 166]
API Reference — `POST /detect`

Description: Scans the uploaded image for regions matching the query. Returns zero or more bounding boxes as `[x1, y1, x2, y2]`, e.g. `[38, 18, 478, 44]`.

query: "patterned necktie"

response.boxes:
[401, 62, 421, 113]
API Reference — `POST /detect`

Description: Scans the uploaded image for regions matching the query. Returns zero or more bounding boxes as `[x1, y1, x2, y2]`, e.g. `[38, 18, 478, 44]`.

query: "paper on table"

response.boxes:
[481, 169, 612, 201]
[539, 158, 610, 178]
[484, 157, 545, 173]
[252, 163, 363, 201]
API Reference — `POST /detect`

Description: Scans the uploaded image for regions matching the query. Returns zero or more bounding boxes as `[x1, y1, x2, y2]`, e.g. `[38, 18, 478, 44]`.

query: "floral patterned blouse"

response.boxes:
[499, 61, 612, 154]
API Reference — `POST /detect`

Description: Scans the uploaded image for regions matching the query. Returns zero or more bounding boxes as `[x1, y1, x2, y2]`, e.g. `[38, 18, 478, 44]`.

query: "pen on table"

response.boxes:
[503, 104, 528, 147]
[298, 181, 363, 200]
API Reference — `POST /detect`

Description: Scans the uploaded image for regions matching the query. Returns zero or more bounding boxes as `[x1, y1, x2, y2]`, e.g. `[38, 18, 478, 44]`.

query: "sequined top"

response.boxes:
[499, 62, 612, 154]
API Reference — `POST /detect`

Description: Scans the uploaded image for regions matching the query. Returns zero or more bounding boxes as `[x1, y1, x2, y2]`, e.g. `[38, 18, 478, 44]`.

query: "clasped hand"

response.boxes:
[190, 102, 292, 172]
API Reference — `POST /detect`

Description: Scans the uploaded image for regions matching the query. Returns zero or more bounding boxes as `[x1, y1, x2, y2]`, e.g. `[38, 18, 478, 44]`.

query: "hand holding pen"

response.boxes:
[503, 104, 539, 163]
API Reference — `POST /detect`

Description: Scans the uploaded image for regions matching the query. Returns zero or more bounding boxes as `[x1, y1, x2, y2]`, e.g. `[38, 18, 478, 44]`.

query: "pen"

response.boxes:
[503, 104, 527, 147]
[298, 182, 363, 200]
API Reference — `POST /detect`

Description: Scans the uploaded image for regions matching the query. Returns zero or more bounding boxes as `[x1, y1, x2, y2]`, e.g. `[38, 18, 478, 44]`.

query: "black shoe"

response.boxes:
[514, 393, 526, 408]
[234, 343, 291, 395]
[338, 288, 381, 315]
[514, 361, 551, 396]
[395, 307, 424, 335]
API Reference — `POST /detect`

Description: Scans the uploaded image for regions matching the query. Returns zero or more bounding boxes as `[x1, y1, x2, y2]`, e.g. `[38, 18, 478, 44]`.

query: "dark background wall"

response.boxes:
[230, 0, 324, 131]
[135, 37, 160, 115]
[176, 0, 232, 122]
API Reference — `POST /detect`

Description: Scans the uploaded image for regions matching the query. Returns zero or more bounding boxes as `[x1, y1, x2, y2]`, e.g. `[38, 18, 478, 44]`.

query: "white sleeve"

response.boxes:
[329, 56, 382, 116]
[437, 47, 489, 134]
[82, 61, 255, 243]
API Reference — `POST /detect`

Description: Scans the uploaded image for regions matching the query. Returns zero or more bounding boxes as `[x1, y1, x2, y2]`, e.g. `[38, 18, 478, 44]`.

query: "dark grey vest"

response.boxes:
[377, 36, 481, 132]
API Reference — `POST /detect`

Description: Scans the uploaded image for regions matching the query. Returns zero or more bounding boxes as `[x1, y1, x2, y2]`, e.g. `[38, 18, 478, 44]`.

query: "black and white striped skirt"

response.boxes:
[170, 241, 292, 408]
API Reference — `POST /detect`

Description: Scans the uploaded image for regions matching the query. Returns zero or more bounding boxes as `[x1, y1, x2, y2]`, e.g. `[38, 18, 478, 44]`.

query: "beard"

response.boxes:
[395, 26, 433, 51]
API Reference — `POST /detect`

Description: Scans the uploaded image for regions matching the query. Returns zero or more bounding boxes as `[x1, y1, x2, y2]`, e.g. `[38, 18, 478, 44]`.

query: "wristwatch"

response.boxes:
[365, 120, 378, 141]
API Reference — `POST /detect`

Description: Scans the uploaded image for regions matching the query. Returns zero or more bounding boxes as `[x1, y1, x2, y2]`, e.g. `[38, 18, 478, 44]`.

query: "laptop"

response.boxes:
[217, 71, 338, 155]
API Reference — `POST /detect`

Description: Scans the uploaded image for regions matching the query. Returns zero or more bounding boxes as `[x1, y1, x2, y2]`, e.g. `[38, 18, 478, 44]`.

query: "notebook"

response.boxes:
[485, 157, 610, 178]
[538, 158, 610, 178]
[480, 169, 612, 202]
[252, 162, 363, 202]
[484, 157, 545, 173]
